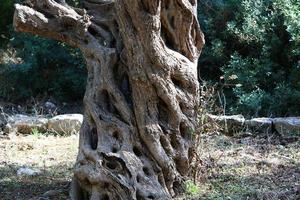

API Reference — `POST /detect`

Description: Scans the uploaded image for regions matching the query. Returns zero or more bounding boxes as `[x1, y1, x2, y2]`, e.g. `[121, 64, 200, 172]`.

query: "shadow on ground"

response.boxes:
[190, 132, 300, 200]
[0, 131, 299, 199]
[0, 135, 78, 200]
[0, 164, 71, 200]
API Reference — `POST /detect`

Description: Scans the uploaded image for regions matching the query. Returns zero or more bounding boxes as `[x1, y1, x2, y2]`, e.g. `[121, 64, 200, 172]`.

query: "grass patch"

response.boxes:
[0, 134, 78, 200]
[1, 131, 299, 199]
[185, 180, 201, 197]
[180, 132, 300, 200]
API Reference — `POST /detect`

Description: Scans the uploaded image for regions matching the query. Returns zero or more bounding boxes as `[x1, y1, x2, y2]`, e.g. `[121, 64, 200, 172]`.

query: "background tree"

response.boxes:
[13, 0, 204, 199]
[0, 0, 86, 103]
[198, 0, 300, 117]
[2, 0, 299, 117]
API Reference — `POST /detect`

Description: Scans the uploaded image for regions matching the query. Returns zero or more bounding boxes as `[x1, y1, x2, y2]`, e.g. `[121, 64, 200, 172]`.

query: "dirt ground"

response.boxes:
[0, 134, 78, 200]
[0, 132, 299, 200]
[190, 132, 300, 200]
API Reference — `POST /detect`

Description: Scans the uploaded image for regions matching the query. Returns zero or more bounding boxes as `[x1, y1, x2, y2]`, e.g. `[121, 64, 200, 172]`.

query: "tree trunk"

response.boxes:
[13, 0, 204, 199]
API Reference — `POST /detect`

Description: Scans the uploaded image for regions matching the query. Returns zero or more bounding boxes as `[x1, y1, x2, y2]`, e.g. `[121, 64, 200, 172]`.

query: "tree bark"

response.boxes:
[14, 0, 204, 199]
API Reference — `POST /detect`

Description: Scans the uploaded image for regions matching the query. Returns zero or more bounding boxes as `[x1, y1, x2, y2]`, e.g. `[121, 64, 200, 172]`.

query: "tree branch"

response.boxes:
[13, 0, 91, 47]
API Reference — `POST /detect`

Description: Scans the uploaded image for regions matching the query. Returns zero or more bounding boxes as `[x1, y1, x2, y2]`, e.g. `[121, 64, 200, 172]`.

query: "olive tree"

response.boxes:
[14, 0, 204, 199]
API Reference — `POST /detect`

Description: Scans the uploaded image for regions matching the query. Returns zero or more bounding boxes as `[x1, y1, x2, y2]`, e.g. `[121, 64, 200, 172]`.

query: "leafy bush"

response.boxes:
[1, 0, 299, 116]
[198, 0, 300, 117]
[0, 31, 86, 102]
[0, 0, 86, 103]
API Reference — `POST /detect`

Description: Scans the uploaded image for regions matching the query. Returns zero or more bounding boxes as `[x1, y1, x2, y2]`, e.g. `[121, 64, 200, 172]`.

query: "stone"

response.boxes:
[47, 114, 83, 135]
[17, 167, 41, 176]
[6, 114, 48, 134]
[42, 189, 65, 197]
[207, 115, 300, 136]
[273, 117, 300, 135]
[206, 114, 245, 134]
[245, 118, 273, 133]
[44, 101, 56, 110]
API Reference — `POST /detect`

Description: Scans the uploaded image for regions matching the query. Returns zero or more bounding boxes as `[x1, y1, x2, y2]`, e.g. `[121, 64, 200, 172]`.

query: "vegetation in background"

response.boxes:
[198, 0, 300, 117]
[0, 0, 86, 103]
[0, 0, 300, 117]
[0, 0, 14, 37]
[0, 32, 86, 102]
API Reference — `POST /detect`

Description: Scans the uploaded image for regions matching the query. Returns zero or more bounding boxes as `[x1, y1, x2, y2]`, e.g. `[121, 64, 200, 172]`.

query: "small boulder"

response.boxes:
[273, 117, 300, 135]
[17, 167, 41, 176]
[5, 114, 48, 134]
[206, 114, 245, 134]
[44, 101, 56, 110]
[44, 101, 57, 113]
[245, 118, 273, 133]
[47, 114, 83, 135]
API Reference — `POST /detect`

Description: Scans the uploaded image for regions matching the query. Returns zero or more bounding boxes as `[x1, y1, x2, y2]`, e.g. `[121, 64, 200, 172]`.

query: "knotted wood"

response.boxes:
[14, 0, 204, 199]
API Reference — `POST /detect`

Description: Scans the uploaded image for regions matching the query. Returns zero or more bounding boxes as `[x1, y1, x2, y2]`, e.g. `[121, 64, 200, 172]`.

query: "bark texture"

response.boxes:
[14, 0, 204, 199]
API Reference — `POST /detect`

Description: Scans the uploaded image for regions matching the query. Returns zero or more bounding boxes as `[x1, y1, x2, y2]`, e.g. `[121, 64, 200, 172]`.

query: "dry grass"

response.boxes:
[0, 131, 299, 200]
[184, 132, 300, 200]
[0, 134, 78, 200]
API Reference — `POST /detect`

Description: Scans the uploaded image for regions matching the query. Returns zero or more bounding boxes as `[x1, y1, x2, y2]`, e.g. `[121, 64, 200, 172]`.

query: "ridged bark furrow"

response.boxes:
[13, 0, 204, 199]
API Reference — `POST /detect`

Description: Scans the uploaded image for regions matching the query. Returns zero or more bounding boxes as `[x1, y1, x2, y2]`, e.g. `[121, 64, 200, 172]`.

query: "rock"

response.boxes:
[245, 118, 273, 133]
[44, 101, 56, 110]
[42, 189, 65, 197]
[273, 117, 300, 135]
[207, 115, 300, 136]
[206, 114, 245, 134]
[6, 114, 48, 134]
[207, 114, 245, 123]
[17, 167, 41, 176]
[48, 114, 83, 135]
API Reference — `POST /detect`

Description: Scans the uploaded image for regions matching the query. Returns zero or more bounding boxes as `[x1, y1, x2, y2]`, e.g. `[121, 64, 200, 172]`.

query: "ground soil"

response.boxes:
[0, 134, 78, 200]
[0, 132, 299, 200]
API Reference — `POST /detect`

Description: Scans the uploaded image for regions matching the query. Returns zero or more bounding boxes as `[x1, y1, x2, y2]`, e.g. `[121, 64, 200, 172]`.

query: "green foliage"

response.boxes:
[0, 0, 86, 103]
[185, 180, 201, 196]
[198, 0, 300, 117]
[0, 0, 14, 29]
[0, 0, 15, 46]
[0, 30, 86, 102]
[1, 0, 299, 116]
[31, 127, 43, 137]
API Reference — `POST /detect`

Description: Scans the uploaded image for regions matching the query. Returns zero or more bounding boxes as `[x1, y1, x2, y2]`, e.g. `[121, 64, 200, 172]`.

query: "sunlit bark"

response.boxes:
[14, 0, 204, 199]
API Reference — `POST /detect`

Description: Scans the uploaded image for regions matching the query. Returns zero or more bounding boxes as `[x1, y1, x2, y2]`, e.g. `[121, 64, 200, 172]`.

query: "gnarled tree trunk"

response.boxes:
[14, 0, 204, 199]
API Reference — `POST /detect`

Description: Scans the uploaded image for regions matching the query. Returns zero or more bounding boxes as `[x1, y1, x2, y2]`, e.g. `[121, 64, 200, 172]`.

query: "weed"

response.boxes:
[31, 127, 42, 137]
[185, 180, 201, 197]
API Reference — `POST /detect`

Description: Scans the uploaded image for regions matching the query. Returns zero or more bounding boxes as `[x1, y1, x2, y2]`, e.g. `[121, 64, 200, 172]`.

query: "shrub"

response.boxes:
[0, 0, 86, 103]
[198, 0, 300, 117]
[0, 31, 86, 102]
